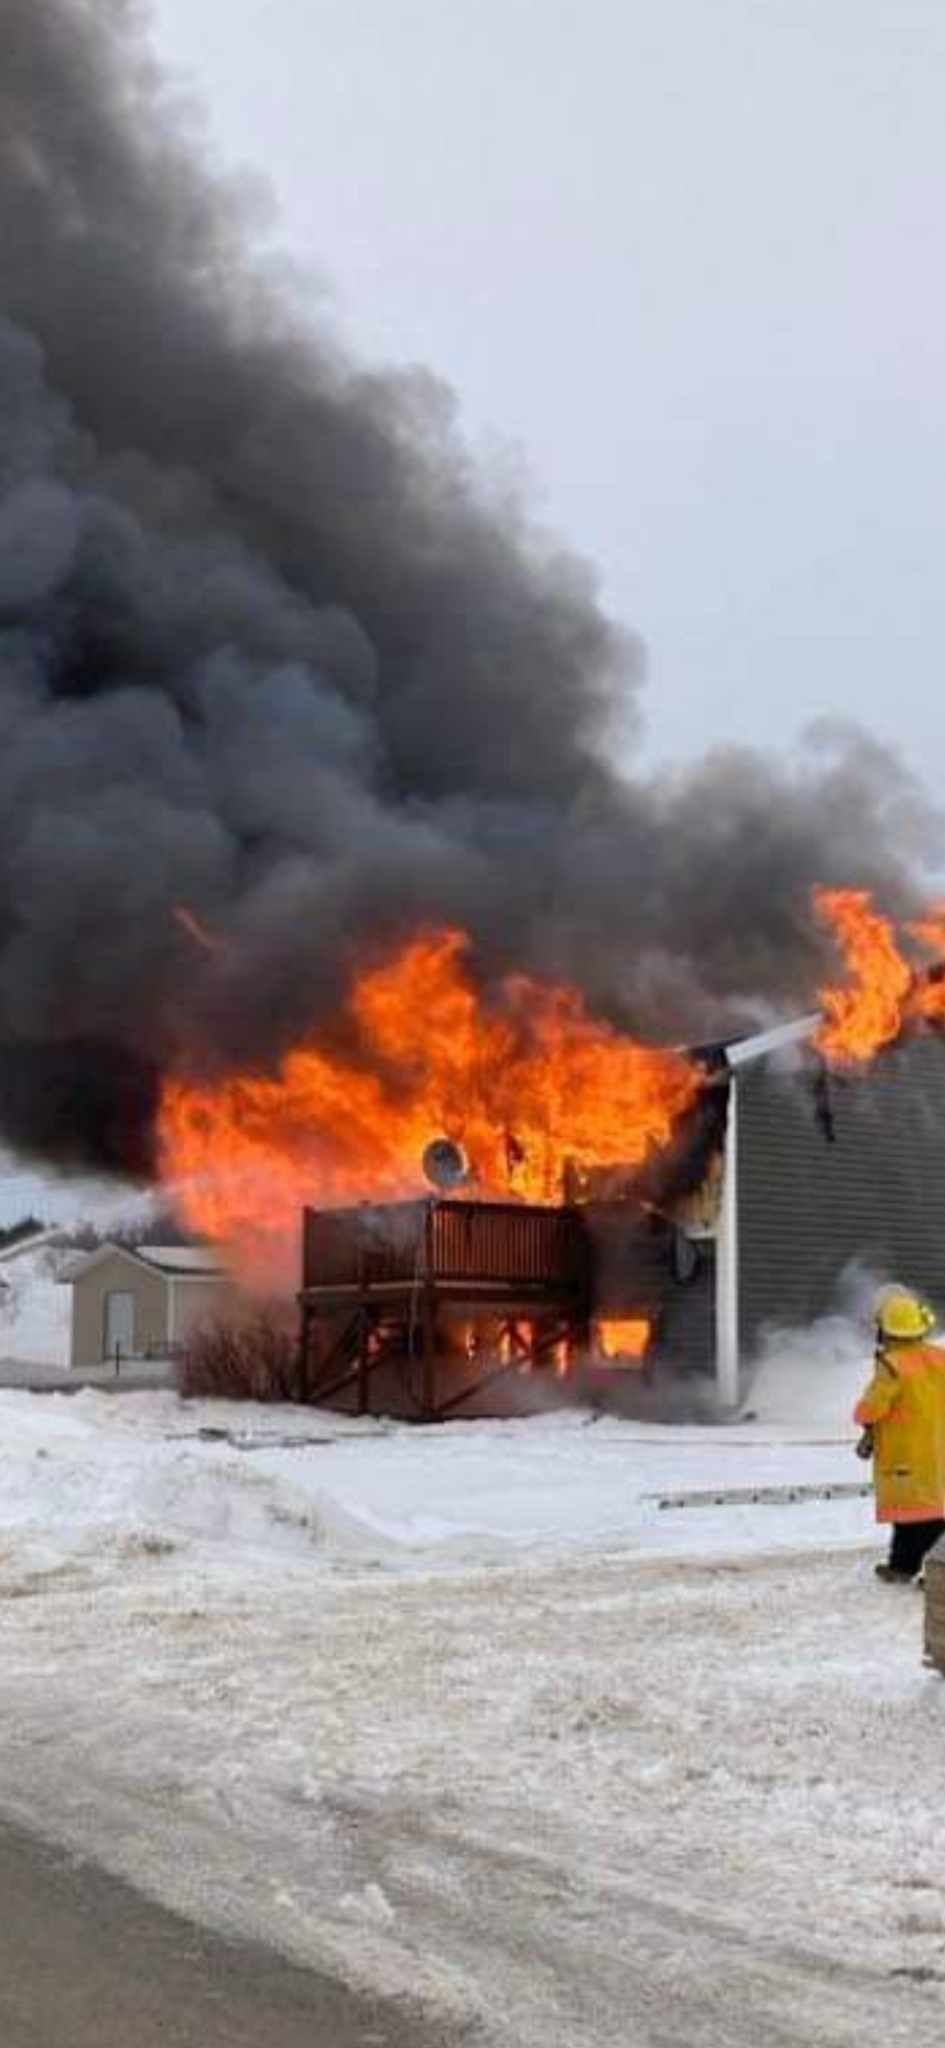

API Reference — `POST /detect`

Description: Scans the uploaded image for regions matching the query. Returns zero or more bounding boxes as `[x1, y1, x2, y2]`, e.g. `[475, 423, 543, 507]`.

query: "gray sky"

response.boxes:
[149, 0, 945, 783]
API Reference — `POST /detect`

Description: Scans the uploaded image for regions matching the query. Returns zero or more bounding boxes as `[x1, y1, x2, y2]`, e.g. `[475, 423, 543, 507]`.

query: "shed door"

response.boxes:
[103, 1290, 135, 1360]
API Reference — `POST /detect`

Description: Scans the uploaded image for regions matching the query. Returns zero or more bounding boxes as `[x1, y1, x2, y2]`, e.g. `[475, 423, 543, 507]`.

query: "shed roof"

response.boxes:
[62, 1241, 227, 1283]
[136, 1245, 227, 1274]
[0, 1225, 72, 1265]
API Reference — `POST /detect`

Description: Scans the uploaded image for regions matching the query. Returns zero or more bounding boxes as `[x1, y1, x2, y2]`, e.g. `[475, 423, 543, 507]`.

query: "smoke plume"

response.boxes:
[0, 0, 941, 1175]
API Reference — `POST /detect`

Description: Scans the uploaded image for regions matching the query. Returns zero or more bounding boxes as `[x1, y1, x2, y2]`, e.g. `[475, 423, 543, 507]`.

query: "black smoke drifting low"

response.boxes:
[0, 0, 941, 1176]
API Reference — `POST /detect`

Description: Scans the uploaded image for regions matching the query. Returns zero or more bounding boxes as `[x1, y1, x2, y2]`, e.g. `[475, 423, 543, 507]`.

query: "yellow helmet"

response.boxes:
[875, 1287, 935, 1341]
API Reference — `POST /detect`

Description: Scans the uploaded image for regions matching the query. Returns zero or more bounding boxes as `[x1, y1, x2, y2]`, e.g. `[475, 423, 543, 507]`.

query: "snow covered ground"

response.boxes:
[0, 1343, 943, 2046]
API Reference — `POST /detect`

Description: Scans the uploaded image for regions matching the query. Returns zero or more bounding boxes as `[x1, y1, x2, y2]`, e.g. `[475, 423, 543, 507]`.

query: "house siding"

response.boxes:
[737, 1035, 945, 1356]
[71, 1252, 169, 1369]
[660, 1245, 715, 1377]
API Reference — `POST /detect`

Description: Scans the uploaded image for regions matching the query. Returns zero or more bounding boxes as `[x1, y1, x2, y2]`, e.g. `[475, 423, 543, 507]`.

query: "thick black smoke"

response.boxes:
[0, 0, 941, 1175]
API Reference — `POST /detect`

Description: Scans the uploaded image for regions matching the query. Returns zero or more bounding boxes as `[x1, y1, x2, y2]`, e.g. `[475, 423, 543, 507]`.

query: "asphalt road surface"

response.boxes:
[0, 1818, 473, 2048]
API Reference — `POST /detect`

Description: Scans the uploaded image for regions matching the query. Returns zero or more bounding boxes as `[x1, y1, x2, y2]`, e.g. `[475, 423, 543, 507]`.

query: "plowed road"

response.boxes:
[0, 1819, 471, 2048]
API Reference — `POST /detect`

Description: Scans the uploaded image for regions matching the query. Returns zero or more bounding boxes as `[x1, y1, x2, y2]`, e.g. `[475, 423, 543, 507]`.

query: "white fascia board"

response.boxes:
[724, 1013, 822, 1069]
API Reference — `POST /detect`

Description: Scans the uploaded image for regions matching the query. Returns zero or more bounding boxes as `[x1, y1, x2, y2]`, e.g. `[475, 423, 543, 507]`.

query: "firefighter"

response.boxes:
[854, 1287, 945, 1582]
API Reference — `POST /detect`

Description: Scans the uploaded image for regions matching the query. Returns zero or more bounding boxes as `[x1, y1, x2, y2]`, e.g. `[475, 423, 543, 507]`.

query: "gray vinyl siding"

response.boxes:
[737, 1036, 945, 1355]
[659, 1246, 715, 1376]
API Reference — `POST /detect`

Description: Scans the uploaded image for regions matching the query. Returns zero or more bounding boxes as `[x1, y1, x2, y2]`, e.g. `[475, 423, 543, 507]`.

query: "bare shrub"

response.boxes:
[177, 1311, 301, 1403]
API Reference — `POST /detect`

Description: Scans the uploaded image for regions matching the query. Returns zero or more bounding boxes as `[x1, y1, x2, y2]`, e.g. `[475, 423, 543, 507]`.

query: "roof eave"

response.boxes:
[723, 1013, 822, 1070]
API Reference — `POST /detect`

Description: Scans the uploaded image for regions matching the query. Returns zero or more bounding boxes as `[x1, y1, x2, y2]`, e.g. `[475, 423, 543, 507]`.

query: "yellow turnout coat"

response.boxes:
[854, 1341, 945, 1524]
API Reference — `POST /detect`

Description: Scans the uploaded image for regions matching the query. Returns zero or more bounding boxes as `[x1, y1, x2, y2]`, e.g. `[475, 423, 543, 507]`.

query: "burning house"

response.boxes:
[291, 894, 945, 1420]
[295, 1015, 945, 1420]
[4, 8, 945, 1408]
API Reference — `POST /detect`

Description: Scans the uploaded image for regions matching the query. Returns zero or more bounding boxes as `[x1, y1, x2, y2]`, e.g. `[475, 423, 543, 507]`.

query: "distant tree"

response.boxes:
[60, 1223, 106, 1251]
[111, 1208, 202, 1249]
[0, 1215, 47, 1250]
[57, 1210, 204, 1254]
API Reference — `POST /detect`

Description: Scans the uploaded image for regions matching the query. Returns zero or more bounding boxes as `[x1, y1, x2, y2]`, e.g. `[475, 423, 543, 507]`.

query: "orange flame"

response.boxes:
[814, 887, 945, 1065]
[813, 887, 914, 1066]
[158, 928, 701, 1277]
[596, 1317, 652, 1364]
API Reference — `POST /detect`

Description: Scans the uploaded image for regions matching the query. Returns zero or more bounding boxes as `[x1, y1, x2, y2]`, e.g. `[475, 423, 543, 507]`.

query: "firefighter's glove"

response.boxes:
[855, 1426, 874, 1462]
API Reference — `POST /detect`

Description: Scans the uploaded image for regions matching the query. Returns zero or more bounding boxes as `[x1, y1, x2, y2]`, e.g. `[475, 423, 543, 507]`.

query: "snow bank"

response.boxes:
[0, 1385, 868, 1576]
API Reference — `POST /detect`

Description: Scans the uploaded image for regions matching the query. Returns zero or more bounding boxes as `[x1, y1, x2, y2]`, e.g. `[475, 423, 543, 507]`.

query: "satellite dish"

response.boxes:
[422, 1138, 471, 1190]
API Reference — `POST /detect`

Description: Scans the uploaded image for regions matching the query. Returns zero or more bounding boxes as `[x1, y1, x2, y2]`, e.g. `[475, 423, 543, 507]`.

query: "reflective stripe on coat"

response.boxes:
[853, 1342, 945, 1524]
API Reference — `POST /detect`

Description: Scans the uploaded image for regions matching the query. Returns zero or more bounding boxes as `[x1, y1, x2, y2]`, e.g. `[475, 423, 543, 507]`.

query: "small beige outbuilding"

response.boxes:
[66, 1243, 232, 1371]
